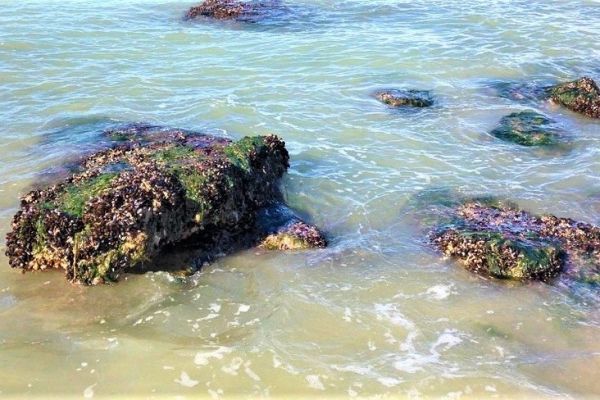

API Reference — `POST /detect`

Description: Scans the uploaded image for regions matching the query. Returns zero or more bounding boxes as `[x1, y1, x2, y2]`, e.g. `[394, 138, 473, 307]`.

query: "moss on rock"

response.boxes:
[490, 111, 561, 146]
[5, 126, 300, 285]
[549, 77, 600, 119]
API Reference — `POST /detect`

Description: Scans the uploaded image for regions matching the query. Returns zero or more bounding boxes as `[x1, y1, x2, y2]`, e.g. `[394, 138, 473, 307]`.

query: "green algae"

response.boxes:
[152, 145, 197, 163]
[490, 111, 560, 146]
[57, 173, 119, 217]
[223, 136, 266, 172]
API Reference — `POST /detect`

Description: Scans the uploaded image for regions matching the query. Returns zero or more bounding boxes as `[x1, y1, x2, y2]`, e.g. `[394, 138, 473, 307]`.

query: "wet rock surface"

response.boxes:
[429, 199, 600, 282]
[260, 221, 327, 250]
[549, 77, 600, 119]
[185, 0, 284, 22]
[5, 124, 326, 285]
[490, 111, 563, 146]
[374, 89, 434, 108]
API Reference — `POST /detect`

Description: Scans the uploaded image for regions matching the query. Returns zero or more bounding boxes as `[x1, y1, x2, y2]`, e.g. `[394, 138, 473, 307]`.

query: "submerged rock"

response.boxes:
[430, 199, 600, 282]
[488, 80, 549, 103]
[490, 111, 562, 146]
[549, 77, 600, 119]
[5, 125, 326, 285]
[185, 0, 283, 22]
[374, 89, 434, 108]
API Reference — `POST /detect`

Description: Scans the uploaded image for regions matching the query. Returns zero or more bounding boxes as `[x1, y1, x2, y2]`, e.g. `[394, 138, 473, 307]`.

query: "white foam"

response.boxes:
[425, 284, 454, 300]
[235, 304, 250, 315]
[83, 384, 96, 399]
[194, 346, 233, 366]
[378, 377, 402, 387]
[175, 371, 199, 388]
[306, 375, 325, 390]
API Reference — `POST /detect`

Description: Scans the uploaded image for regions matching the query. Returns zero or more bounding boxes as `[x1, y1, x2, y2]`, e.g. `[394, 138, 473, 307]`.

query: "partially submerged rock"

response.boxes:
[430, 199, 600, 282]
[185, 0, 283, 22]
[434, 229, 564, 280]
[260, 221, 327, 250]
[490, 111, 562, 146]
[6, 125, 326, 285]
[374, 89, 434, 108]
[549, 77, 600, 119]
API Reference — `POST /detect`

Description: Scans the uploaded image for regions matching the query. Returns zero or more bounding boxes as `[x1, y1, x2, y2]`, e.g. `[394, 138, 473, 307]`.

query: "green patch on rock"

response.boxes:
[57, 173, 119, 217]
[490, 111, 561, 146]
[152, 145, 197, 163]
[172, 166, 208, 204]
[223, 136, 266, 172]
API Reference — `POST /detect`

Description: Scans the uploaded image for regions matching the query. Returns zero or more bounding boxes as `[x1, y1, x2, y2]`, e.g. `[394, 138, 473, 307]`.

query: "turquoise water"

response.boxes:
[1, 0, 600, 397]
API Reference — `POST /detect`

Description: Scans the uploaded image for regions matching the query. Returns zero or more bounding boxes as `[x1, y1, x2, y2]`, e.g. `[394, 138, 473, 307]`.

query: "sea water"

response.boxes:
[1, 0, 600, 397]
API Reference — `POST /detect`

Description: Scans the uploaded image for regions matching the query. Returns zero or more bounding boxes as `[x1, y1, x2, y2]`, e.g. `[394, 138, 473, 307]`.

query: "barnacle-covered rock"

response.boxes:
[549, 77, 600, 119]
[374, 89, 434, 108]
[429, 199, 600, 282]
[6, 125, 326, 285]
[185, 0, 283, 22]
[260, 221, 327, 250]
[490, 111, 563, 146]
[433, 229, 564, 280]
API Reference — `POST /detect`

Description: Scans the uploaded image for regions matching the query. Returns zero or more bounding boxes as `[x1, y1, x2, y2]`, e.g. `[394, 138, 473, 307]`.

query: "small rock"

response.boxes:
[374, 89, 434, 108]
[490, 111, 563, 146]
[185, 0, 281, 22]
[260, 221, 326, 250]
[549, 77, 600, 119]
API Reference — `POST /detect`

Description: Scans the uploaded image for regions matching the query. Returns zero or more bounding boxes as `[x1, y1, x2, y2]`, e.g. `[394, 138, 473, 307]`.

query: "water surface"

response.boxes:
[1, 0, 600, 397]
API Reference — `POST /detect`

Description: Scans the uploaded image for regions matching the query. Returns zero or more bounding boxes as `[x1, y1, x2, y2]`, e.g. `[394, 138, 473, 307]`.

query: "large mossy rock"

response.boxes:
[5, 125, 326, 285]
[490, 111, 562, 146]
[373, 89, 434, 108]
[185, 0, 282, 22]
[429, 199, 600, 282]
[549, 77, 600, 119]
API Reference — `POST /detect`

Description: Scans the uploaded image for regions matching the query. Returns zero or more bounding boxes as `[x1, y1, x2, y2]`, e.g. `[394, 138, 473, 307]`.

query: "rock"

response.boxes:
[5, 125, 326, 285]
[260, 221, 327, 250]
[433, 229, 564, 280]
[185, 0, 282, 22]
[374, 89, 434, 108]
[429, 199, 600, 282]
[549, 77, 600, 119]
[490, 111, 562, 146]
[488, 80, 549, 103]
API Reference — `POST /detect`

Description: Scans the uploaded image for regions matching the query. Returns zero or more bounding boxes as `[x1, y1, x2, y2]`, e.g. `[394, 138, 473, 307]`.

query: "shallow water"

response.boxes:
[1, 0, 600, 397]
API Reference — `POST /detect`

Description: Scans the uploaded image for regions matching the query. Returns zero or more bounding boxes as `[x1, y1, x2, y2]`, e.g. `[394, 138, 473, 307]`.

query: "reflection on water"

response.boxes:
[1, 0, 600, 397]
